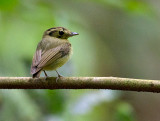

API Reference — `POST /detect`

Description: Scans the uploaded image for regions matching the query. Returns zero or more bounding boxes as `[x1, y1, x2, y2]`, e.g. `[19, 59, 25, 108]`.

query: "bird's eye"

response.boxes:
[59, 31, 64, 35]
[49, 31, 54, 36]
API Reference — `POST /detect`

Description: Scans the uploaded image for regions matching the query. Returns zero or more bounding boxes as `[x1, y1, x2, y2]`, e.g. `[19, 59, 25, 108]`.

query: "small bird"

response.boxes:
[30, 27, 79, 79]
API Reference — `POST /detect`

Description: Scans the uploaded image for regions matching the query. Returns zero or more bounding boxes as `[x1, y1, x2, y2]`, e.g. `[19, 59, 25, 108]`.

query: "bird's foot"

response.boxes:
[45, 75, 49, 80]
[43, 71, 49, 80]
[56, 74, 63, 83]
[55, 70, 63, 82]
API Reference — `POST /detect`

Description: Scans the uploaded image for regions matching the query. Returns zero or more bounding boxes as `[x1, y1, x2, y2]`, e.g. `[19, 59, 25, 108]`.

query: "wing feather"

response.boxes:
[37, 47, 62, 68]
[31, 43, 70, 75]
[30, 43, 42, 74]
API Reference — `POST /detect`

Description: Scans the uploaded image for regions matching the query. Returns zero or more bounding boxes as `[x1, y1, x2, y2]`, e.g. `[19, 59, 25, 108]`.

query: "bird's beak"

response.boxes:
[70, 32, 79, 36]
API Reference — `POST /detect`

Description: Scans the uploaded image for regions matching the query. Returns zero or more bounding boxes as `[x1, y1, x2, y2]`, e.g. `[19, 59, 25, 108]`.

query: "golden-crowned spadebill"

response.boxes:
[30, 27, 79, 79]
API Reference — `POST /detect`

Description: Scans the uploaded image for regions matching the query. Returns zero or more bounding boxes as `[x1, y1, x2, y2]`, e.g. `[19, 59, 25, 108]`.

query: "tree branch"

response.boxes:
[0, 77, 160, 92]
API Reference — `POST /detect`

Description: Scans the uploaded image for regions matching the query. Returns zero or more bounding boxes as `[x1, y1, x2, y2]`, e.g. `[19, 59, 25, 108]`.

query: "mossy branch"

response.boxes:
[0, 77, 160, 92]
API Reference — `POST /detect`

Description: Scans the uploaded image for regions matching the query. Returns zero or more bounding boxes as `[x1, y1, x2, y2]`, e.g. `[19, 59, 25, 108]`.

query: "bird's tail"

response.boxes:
[32, 70, 41, 78]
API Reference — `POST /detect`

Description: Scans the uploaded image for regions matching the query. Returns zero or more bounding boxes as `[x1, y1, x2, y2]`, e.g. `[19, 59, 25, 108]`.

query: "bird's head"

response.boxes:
[43, 27, 79, 39]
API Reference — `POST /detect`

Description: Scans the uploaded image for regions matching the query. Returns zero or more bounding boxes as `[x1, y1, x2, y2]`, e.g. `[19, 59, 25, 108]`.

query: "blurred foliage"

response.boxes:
[0, 0, 160, 121]
[114, 102, 135, 121]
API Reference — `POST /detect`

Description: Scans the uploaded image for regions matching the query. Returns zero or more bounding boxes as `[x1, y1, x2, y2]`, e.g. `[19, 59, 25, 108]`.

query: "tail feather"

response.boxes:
[32, 70, 42, 78]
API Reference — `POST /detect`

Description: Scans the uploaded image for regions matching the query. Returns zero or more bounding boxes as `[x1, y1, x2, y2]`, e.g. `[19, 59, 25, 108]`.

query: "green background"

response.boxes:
[0, 0, 160, 121]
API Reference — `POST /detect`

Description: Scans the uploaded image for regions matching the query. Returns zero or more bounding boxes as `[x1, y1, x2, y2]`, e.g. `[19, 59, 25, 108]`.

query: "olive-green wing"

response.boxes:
[31, 43, 70, 75]
[37, 43, 70, 69]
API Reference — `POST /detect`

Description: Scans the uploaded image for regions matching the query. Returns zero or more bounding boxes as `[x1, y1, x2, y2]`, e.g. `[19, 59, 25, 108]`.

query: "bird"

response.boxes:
[30, 27, 79, 80]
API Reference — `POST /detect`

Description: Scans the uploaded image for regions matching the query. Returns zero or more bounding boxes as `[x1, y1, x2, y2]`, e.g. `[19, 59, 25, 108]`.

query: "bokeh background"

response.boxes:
[0, 0, 160, 121]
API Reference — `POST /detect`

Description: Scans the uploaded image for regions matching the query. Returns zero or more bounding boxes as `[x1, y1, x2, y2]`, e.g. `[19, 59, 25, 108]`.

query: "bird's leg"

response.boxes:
[56, 70, 63, 77]
[43, 70, 49, 79]
[55, 70, 63, 82]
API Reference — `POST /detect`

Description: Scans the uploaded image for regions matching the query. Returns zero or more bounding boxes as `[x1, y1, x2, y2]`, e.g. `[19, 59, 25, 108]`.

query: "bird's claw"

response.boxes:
[56, 75, 63, 83]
